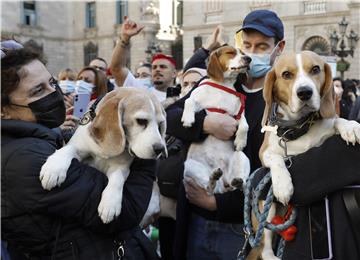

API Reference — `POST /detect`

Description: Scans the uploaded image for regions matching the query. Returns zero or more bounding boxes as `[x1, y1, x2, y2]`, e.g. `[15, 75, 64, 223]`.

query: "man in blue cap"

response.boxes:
[168, 9, 287, 260]
[172, 9, 360, 260]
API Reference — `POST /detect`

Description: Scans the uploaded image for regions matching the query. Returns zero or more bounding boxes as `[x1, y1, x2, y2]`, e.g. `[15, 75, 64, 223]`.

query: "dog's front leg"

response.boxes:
[234, 113, 249, 151]
[181, 97, 199, 127]
[40, 126, 90, 190]
[334, 118, 360, 145]
[263, 150, 294, 205]
[98, 166, 130, 224]
[261, 203, 280, 260]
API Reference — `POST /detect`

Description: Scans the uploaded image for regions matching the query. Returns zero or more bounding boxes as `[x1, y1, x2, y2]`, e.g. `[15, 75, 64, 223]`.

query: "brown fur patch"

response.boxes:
[207, 46, 237, 82]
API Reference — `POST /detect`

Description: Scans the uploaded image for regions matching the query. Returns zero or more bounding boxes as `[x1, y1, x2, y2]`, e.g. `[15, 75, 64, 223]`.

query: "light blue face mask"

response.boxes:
[75, 80, 95, 94]
[59, 80, 76, 94]
[137, 78, 153, 89]
[246, 43, 279, 79]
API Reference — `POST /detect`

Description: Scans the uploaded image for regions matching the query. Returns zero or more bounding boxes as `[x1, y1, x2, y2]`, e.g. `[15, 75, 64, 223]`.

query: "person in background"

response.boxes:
[134, 62, 153, 89]
[90, 57, 115, 92]
[340, 79, 357, 119]
[333, 77, 343, 116]
[180, 67, 207, 98]
[109, 17, 177, 102]
[135, 62, 152, 79]
[76, 66, 108, 100]
[1, 41, 158, 259]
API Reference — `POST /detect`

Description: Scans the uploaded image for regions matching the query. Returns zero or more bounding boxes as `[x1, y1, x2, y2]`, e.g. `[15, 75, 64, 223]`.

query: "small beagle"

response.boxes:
[181, 46, 252, 193]
[40, 88, 167, 224]
[252, 51, 360, 260]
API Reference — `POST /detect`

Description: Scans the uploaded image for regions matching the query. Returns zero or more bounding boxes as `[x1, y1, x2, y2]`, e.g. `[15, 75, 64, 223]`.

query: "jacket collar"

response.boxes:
[1, 119, 63, 148]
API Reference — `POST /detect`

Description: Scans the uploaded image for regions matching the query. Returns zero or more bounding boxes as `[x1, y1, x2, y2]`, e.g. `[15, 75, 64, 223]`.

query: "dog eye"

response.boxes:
[136, 118, 148, 127]
[282, 71, 293, 80]
[311, 65, 320, 75]
[226, 51, 235, 55]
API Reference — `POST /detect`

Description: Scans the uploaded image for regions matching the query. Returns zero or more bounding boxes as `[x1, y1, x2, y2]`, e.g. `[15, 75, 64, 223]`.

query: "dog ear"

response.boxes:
[89, 94, 126, 157]
[319, 63, 336, 119]
[207, 51, 224, 82]
[261, 69, 276, 126]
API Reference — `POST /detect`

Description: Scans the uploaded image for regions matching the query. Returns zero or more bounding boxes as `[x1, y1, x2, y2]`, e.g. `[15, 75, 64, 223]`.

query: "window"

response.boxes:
[84, 42, 98, 66]
[23, 1, 37, 26]
[86, 2, 96, 28]
[116, 0, 128, 24]
[302, 36, 331, 56]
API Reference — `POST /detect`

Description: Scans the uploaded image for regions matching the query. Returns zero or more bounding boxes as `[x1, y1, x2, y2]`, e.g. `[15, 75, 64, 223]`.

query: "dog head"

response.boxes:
[262, 51, 335, 125]
[89, 87, 167, 159]
[207, 46, 251, 82]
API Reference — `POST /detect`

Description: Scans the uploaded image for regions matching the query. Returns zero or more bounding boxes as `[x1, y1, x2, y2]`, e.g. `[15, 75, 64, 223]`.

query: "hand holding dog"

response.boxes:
[184, 178, 217, 211]
[203, 113, 238, 140]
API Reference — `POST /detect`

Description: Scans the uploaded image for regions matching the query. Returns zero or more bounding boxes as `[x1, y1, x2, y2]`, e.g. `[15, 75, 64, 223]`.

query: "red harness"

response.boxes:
[198, 81, 246, 120]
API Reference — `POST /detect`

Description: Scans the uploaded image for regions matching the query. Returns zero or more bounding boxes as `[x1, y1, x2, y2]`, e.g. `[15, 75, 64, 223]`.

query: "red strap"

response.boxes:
[199, 81, 246, 120]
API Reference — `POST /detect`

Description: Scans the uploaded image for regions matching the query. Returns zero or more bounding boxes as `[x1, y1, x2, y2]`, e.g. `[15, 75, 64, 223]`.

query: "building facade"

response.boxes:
[1, 0, 183, 75]
[1, 0, 359, 79]
[182, 0, 360, 79]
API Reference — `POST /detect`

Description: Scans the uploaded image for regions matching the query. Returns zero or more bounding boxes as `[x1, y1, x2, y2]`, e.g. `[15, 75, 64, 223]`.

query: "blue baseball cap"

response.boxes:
[237, 10, 284, 40]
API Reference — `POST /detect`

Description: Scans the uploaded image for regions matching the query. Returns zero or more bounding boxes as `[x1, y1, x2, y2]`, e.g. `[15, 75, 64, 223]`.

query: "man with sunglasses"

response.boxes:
[169, 9, 360, 260]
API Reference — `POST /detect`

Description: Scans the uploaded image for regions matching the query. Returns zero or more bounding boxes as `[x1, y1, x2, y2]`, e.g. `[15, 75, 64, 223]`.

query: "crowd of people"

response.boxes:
[2, 9, 360, 260]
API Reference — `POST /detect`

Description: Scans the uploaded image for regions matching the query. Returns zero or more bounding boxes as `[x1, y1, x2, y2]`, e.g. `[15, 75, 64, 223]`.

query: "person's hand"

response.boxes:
[60, 107, 79, 130]
[203, 113, 238, 140]
[63, 93, 75, 110]
[203, 25, 227, 52]
[184, 178, 217, 211]
[120, 16, 145, 42]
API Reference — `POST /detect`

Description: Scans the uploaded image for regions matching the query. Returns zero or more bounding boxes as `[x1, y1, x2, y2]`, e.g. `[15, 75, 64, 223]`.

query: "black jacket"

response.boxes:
[1, 119, 157, 260]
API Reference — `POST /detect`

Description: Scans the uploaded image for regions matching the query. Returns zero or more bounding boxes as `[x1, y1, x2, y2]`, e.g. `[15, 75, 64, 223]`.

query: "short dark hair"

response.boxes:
[1, 47, 42, 106]
[333, 77, 342, 82]
[91, 57, 108, 67]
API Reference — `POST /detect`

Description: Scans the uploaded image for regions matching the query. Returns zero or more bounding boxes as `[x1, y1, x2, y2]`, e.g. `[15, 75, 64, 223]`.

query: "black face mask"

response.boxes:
[11, 86, 66, 128]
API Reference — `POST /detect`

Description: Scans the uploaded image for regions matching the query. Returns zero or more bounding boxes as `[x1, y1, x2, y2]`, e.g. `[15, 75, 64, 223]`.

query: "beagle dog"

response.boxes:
[40, 88, 167, 224]
[181, 45, 252, 193]
[253, 51, 360, 260]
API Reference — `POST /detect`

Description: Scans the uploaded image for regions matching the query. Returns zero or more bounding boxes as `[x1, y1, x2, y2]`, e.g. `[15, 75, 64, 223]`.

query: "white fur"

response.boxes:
[40, 92, 166, 224]
[181, 49, 250, 193]
[260, 53, 360, 260]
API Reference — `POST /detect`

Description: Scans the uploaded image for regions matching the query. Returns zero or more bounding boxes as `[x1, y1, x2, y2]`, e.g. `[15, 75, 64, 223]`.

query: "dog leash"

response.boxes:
[79, 94, 105, 125]
[198, 81, 246, 120]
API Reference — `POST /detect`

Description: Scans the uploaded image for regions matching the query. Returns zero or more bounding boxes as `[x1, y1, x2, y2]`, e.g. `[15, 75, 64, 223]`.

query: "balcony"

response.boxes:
[304, 1, 326, 15]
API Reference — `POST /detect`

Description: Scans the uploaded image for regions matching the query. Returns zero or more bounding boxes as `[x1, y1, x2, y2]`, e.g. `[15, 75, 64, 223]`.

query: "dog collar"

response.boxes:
[198, 81, 246, 120]
[268, 103, 320, 141]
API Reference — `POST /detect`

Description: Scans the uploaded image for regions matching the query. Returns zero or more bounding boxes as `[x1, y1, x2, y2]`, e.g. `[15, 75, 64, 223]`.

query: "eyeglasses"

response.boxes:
[93, 66, 106, 72]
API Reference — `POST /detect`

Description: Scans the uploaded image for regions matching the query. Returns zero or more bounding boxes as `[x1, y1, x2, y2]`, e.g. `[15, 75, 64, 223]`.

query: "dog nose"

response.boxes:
[242, 55, 252, 65]
[153, 144, 165, 156]
[297, 86, 313, 101]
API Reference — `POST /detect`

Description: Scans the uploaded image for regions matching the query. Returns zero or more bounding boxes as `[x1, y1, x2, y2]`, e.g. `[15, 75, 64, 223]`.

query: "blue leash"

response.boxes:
[237, 168, 297, 260]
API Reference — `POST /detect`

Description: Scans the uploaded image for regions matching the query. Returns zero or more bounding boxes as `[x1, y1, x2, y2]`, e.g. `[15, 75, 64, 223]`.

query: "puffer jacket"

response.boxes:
[1, 119, 158, 260]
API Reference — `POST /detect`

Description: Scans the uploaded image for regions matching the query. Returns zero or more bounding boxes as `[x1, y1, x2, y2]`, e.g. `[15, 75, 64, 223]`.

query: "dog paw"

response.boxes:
[211, 168, 223, 180]
[261, 250, 280, 260]
[272, 172, 294, 205]
[39, 152, 71, 190]
[231, 178, 244, 190]
[181, 113, 195, 128]
[98, 189, 122, 224]
[337, 120, 360, 145]
[234, 136, 247, 151]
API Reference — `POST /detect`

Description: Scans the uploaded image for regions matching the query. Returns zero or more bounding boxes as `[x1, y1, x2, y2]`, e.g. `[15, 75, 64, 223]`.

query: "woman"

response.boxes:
[76, 66, 107, 100]
[1, 42, 158, 259]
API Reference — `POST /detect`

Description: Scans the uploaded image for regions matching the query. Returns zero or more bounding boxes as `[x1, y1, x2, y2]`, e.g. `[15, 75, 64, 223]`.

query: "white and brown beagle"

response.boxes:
[181, 45, 252, 193]
[40, 87, 167, 224]
[254, 51, 360, 260]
